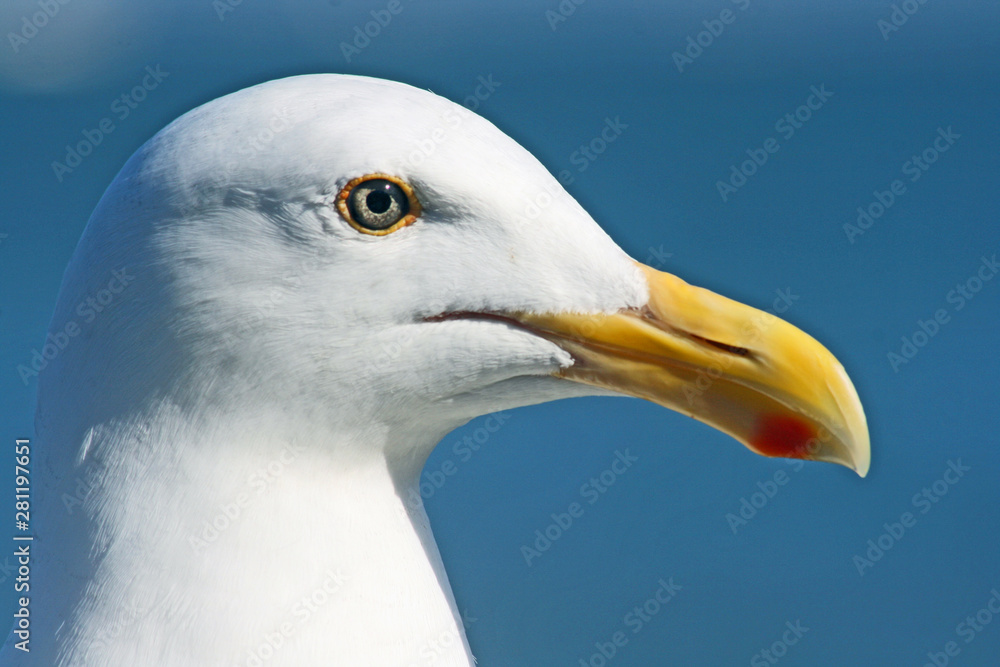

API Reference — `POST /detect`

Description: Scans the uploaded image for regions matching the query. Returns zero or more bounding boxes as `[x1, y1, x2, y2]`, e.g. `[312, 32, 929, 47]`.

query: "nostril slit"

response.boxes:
[690, 334, 752, 358]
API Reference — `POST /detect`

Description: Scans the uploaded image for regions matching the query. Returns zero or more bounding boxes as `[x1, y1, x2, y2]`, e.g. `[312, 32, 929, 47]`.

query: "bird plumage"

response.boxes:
[5, 74, 867, 666]
[12, 75, 646, 666]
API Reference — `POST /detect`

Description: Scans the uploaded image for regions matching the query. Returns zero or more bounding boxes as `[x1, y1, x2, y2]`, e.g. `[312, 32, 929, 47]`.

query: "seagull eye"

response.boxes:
[336, 174, 421, 235]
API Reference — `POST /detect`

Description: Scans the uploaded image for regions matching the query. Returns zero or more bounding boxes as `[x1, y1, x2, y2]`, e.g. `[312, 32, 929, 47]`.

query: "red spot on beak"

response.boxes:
[751, 414, 816, 460]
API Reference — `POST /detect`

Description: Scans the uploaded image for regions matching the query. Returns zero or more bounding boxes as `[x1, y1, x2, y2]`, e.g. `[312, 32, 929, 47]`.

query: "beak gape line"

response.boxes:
[497, 263, 870, 476]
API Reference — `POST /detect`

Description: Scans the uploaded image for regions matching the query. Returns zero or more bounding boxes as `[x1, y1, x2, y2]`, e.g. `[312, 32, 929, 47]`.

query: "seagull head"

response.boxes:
[43, 74, 869, 479]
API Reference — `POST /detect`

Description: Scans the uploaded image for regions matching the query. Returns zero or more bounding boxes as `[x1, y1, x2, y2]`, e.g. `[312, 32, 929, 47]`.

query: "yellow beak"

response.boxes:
[511, 263, 870, 476]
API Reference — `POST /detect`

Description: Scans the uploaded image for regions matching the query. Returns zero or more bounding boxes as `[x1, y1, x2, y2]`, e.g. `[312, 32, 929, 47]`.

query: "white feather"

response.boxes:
[14, 74, 648, 666]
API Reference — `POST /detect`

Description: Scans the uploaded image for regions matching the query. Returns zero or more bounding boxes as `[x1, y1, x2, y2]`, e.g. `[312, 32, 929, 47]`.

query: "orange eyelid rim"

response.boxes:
[336, 173, 422, 236]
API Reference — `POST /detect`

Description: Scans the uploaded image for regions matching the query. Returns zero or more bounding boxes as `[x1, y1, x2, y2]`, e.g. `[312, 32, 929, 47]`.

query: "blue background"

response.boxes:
[1, 1, 998, 664]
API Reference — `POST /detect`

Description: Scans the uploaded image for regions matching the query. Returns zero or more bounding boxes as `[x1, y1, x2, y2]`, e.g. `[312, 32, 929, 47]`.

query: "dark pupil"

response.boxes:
[366, 189, 392, 214]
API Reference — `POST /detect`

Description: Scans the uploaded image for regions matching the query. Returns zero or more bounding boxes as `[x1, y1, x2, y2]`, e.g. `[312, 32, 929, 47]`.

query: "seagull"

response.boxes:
[10, 74, 869, 666]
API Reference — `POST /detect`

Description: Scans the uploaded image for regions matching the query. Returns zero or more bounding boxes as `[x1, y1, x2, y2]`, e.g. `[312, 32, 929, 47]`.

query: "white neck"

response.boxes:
[31, 403, 475, 667]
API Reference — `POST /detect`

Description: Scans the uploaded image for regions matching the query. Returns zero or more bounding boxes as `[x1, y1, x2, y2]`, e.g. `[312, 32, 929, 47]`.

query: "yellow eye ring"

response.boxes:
[336, 173, 422, 236]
